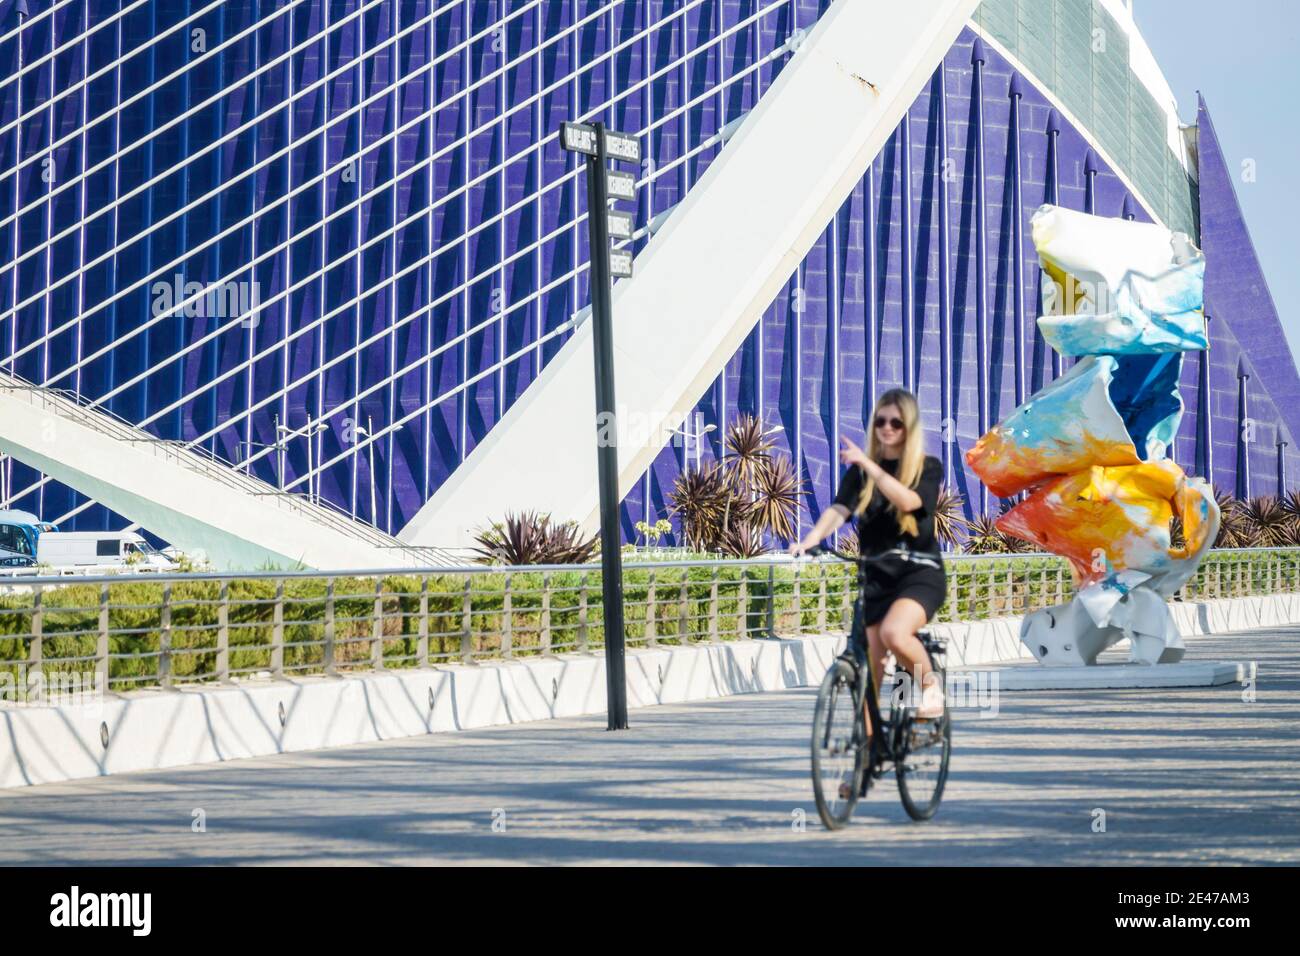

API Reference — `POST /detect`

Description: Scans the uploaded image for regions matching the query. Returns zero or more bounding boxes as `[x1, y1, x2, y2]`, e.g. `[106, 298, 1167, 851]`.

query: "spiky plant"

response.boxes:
[472, 516, 540, 565]
[1282, 489, 1300, 521]
[1280, 491, 1300, 545]
[749, 452, 804, 543]
[835, 523, 860, 556]
[472, 511, 599, 565]
[667, 463, 734, 553]
[718, 412, 778, 536]
[669, 413, 813, 554]
[544, 519, 604, 564]
[716, 516, 770, 558]
[962, 511, 1034, 554]
[933, 484, 970, 549]
[962, 514, 1009, 554]
[1170, 512, 1186, 550]
[1239, 495, 1295, 548]
[720, 413, 776, 492]
[1009, 532, 1037, 553]
[1213, 486, 1253, 549]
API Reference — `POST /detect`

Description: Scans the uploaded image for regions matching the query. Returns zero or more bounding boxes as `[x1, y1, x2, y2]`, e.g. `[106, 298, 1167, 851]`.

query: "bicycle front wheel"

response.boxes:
[811, 659, 866, 830]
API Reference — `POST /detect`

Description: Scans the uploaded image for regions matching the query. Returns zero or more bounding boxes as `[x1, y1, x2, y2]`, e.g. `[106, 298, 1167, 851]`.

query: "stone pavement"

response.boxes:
[0, 628, 1295, 866]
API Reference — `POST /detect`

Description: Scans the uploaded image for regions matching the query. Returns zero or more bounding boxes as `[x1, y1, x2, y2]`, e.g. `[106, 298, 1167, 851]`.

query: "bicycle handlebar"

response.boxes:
[804, 544, 855, 561]
[800, 544, 943, 571]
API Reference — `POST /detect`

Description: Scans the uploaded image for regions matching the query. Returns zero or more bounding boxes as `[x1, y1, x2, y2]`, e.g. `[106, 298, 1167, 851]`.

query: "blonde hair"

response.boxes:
[855, 388, 926, 537]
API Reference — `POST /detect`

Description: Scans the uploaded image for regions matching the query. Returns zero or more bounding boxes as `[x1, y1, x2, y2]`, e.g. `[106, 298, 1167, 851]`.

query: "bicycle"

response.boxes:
[806, 545, 952, 829]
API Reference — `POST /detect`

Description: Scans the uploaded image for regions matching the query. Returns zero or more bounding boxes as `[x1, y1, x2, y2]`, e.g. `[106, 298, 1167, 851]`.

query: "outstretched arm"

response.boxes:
[790, 504, 850, 556]
[839, 436, 923, 513]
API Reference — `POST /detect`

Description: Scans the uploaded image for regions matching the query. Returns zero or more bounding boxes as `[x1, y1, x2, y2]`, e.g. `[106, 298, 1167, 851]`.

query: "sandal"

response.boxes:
[916, 678, 945, 719]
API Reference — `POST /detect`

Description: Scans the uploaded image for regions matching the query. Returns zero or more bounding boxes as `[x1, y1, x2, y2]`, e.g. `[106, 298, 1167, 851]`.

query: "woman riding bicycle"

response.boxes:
[790, 387, 947, 720]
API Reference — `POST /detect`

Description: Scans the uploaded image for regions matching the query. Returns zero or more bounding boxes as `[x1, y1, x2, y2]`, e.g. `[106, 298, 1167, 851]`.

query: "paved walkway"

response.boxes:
[1, 628, 1297, 865]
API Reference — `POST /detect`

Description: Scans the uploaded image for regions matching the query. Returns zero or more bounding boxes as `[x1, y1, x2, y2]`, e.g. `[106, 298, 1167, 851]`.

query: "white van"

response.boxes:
[36, 532, 175, 571]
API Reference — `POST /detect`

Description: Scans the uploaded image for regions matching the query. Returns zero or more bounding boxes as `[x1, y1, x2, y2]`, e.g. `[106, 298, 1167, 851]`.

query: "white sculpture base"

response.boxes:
[957, 659, 1255, 691]
[1020, 587, 1186, 666]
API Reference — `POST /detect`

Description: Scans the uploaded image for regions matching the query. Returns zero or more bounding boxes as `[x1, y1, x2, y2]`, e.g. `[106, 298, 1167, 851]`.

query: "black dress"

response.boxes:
[833, 454, 947, 628]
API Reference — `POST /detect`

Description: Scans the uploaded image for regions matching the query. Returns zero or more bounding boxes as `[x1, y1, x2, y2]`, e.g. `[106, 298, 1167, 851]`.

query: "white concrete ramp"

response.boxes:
[400, 0, 981, 548]
[0, 373, 448, 570]
[960, 660, 1256, 691]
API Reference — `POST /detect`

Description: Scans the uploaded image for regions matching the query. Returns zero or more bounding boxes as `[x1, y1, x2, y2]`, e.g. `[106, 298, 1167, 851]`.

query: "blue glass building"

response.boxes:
[1, 0, 1296, 546]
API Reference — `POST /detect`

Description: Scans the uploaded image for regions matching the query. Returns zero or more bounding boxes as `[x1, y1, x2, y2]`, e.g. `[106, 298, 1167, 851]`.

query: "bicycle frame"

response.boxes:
[809, 545, 944, 777]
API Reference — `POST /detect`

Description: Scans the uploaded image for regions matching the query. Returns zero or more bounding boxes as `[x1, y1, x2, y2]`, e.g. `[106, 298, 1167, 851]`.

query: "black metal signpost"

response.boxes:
[561, 120, 639, 731]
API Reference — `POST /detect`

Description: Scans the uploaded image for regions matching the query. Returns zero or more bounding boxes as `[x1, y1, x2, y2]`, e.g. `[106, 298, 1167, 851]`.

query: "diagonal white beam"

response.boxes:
[400, 0, 983, 548]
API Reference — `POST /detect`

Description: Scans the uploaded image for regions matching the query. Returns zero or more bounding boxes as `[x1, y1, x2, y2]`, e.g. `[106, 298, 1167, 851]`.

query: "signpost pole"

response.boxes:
[581, 121, 629, 731]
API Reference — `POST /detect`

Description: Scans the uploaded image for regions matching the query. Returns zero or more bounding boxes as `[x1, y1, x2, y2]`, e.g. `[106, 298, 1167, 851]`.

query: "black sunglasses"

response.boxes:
[874, 415, 905, 431]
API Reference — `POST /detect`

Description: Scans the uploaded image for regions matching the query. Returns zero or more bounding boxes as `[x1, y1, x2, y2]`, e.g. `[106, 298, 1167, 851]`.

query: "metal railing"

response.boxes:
[1, 548, 1297, 701]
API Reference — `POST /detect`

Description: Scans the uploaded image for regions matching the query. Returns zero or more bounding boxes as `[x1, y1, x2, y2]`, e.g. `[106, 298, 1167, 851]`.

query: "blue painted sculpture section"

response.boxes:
[1032, 204, 1208, 355]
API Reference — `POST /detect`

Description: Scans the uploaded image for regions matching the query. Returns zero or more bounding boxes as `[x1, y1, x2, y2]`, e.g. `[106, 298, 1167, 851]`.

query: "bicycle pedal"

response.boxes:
[908, 724, 943, 748]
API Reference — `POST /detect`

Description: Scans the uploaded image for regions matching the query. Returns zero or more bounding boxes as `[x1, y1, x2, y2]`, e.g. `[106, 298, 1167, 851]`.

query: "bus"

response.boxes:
[0, 510, 57, 568]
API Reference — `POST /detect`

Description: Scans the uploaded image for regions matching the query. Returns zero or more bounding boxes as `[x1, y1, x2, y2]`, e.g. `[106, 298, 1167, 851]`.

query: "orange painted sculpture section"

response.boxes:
[994, 462, 1215, 588]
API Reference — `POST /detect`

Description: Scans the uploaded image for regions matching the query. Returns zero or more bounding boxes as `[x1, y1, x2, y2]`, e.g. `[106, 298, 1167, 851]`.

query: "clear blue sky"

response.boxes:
[1133, 0, 1300, 367]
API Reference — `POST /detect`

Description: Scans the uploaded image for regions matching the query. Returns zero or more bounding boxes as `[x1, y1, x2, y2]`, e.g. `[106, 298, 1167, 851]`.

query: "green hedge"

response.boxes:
[2, 548, 1296, 693]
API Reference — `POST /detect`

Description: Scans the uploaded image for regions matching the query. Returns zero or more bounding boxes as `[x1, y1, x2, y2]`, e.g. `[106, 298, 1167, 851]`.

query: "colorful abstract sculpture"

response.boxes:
[967, 204, 1219, 665]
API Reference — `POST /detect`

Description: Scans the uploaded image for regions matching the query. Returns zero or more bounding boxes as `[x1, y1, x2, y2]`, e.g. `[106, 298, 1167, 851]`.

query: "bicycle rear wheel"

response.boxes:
[894, 692, 951, 822]
[811, 659, 866, 830]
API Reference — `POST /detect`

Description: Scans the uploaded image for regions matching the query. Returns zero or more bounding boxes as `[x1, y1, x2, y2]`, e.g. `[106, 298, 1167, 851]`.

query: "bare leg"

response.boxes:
[878, 598, 939, 712]
[863, 622, 885, 736]
[865, 621, 887, 691]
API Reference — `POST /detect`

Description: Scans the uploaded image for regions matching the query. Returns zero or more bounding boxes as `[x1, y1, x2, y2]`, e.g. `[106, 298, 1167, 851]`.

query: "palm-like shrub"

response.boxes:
[667, 463, 734, 553]
[835, 524, 860, 555]
[716, 520, 769, 558]
[1280, 490, 1300, 545]
[1282, 489, 1300, 520]
[1239, 495, 1295, 548]
[962, 514, 1007, 554]
[471, 511, 599, 565]
[668, 413, 807, 557]
[749, 453, 804, 542]
[720, 413, 776, 493]
[933, 484, 969, 549]
[963, 513, 1033, 554]
[1213, 486, 1253, 548]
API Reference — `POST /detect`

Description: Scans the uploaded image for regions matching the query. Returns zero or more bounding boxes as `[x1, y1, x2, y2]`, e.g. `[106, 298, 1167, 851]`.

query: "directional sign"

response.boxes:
[561, 121, 598, 156]
[609, 248, 633, 278]
[602, 128, 641, 164]
[606, 169, 636, 201]
[607, 210, 634, 240]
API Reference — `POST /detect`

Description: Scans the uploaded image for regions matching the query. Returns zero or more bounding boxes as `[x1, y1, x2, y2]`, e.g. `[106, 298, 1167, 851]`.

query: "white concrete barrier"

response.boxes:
[1, 590, 1293, 789]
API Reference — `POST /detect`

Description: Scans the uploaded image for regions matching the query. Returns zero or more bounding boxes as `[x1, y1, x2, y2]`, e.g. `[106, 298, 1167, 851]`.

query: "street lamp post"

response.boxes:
[673, 415, 717, 473]
[355, 417, 379, 527]
[277, 419, 328, 504]
[561, 119, 639, 731]
[274, 414, 285, 490]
